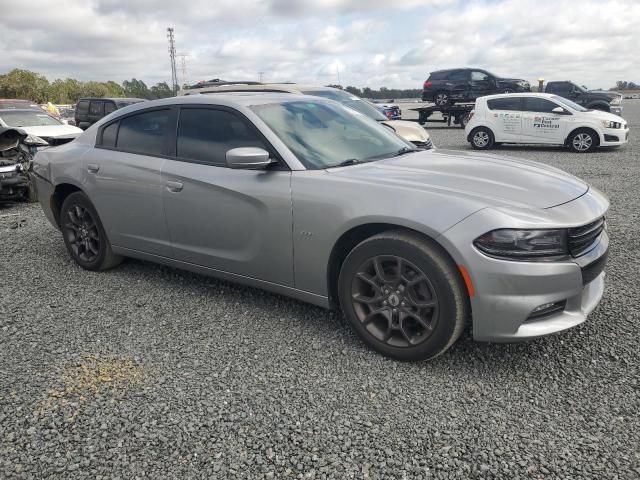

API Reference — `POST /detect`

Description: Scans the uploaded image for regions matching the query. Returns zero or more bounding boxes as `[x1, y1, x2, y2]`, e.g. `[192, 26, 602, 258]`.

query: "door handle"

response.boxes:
[87, 163, 100, 174]
[166, 180, 183, 192]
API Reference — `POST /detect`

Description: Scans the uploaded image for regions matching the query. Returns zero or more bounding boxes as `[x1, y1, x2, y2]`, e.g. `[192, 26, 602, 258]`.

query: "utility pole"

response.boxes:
[258, 71, 265, 83]
[167, 27, 178, 95]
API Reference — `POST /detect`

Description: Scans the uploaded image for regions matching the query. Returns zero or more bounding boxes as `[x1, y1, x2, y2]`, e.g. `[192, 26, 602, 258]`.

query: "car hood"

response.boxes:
[580, 108, 625, 123]
[382, 120, 430, 143]
[588, 90, 620, 100]
[327, 149, 588, 209]
[17, 124, 83, 139]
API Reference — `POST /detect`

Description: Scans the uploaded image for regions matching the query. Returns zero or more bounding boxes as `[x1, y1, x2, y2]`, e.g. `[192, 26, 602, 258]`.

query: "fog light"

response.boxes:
[526, 300, 566, 321]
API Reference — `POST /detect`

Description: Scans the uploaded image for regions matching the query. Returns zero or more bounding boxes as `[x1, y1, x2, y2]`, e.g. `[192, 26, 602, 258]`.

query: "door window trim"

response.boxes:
[171, 104, 290, 171]
[95, 106, 178, 160]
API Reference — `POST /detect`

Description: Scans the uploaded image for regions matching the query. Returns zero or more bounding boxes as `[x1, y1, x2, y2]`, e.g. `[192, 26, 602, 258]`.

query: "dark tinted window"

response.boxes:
[448, 70, 469, 81]
[523, 97, 559, 113]
[487, 97, 522, 111]
[76, 101, 89, 115]
[101, 122, 118, 147]
[89, 101, 103, 116]
[428, 71, 449, 81]
[471, 71, 490, 81]
[104, 102, 117, 114]
[177, 108, 267, 165]
[117, 109, 171, 156]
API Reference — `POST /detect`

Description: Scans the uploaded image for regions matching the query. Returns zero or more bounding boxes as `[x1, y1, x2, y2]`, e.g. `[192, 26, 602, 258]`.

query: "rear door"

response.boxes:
[446, 69, 471, 101]
[85, 107, 175, 256]
[521, 97, 568, 144]
[161, 105, 294, 286]
[485, 97, 523, 142]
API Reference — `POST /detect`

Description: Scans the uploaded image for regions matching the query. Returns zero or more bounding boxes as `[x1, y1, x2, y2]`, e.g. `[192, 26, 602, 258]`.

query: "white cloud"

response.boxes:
[0, 0, 638, 89]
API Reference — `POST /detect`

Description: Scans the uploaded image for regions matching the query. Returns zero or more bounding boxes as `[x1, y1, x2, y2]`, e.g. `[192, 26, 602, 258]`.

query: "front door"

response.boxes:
[521, 97, 568, 144]
[470, 70, 495, 99]
[161, 106, 294, 286]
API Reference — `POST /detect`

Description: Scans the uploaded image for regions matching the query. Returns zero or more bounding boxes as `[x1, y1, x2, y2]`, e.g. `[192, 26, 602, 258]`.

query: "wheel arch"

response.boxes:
[51, 182, 85, 227]
[326, 222, 464, 310]
[565, 126, 601, 147]
[467, 125, 495, 143]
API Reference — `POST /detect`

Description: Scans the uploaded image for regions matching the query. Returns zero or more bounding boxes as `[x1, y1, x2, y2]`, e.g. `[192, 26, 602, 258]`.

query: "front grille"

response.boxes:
[568, 217, 605, 257]
[581, 248, 609, 285]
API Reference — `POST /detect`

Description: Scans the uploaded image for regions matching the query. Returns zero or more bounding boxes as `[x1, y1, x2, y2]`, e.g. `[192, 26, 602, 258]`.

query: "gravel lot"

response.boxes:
[1, 102, 639, 479]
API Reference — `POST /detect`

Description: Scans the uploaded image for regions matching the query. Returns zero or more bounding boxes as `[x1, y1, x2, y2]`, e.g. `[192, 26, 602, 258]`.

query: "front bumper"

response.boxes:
[0, 164, 29, 199]
[600, 125, 629, 147]
[610, 105, 623, 116]
[438, 188, 609, 342]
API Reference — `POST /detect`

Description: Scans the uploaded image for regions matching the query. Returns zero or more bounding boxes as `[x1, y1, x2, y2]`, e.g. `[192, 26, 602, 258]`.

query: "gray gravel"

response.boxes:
[1, 102, 639, 480]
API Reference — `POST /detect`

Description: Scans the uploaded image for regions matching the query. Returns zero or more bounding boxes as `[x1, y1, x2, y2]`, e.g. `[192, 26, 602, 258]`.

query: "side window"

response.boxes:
[104, 102, 117, 115]
[471, 71, 489, 81]
[447, 70, 469, 81]
[116, 109, 171, 156]
[89, 101, 104, 116]
[487, 97, 522, 111]
[100, 122, 118, 147]
[76, 101, 89, 115]
[523, 98, 559, 113]
[176, 108, 267, 166]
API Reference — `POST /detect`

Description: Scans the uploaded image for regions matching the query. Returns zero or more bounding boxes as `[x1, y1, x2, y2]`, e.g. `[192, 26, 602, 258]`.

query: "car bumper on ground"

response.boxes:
[438, 188, 609, 342]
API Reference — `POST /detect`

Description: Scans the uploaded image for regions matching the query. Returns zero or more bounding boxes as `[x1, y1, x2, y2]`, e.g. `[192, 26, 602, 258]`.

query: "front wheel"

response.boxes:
[338, 231, 468, 361]
[60, 192, 123, 271]
[568, 128, 598, 153]
[470, 127, 495, 150]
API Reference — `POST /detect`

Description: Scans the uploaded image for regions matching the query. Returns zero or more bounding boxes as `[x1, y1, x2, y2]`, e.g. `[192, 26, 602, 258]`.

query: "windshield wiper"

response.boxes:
[394, 147, 417, 157]
[332, 158, 366, 168]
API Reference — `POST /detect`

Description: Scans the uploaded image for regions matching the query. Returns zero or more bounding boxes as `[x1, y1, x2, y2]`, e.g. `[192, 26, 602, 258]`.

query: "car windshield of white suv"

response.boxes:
[251, 100, 415, 169]
[552, 96, 589, 112]
[301, 89, 388, 122]
[0, 110, 62, 127]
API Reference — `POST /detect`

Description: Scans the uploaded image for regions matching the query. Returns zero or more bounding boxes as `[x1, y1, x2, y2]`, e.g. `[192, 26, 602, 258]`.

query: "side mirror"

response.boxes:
[226, 147, 273, 170]
[552, 106, 568, 115]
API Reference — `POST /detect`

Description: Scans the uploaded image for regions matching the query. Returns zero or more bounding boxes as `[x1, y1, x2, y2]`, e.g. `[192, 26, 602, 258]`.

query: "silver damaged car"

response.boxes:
[32, 94, 609, 361]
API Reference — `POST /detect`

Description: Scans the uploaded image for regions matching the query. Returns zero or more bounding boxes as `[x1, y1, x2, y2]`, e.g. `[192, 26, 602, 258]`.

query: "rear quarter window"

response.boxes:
[428, 71, 449, 81]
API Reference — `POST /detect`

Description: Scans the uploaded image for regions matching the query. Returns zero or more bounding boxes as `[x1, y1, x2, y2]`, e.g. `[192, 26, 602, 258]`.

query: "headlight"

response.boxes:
[601, 120, 622, 129]
[24, 134, 49, 146]
[474, 229, 568, 261]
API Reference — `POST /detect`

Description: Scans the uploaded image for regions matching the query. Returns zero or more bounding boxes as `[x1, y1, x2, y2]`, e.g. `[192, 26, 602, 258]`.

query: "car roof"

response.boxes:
[180, 83, 340, 96]
[77, 97, 145, 102]
[480, 92, 558, 101]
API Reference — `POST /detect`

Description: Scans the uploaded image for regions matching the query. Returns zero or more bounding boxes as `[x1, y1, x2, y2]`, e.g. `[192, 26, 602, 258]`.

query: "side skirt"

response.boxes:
[112, 245, 330, 309]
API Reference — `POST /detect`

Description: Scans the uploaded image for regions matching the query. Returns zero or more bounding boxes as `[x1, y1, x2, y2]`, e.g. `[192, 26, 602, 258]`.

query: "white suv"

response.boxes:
[465, 92, 629, 153]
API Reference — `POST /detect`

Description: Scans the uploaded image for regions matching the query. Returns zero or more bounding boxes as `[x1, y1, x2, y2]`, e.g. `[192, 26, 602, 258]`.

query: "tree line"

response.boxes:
[614, 81, 639, 90]
[0, 69, 175, 104]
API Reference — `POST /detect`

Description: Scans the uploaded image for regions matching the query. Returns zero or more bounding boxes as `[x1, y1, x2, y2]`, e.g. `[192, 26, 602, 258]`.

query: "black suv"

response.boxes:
[544, 81, 623, 116]
[422, 68, 530, 106]
[75, 97, 144, 130]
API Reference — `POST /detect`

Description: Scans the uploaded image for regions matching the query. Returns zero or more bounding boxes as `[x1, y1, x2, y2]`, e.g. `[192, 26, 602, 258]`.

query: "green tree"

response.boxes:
[104, 81, 125, 98]
[0, 69, 50, 102]
[122, 78, 151, 99]
[150, 82, 173, 99]
[48, 78, 84, 103]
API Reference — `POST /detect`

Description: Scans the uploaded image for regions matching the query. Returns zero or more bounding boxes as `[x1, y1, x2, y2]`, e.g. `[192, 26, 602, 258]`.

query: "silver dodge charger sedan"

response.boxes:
[32, 94, 609, 361]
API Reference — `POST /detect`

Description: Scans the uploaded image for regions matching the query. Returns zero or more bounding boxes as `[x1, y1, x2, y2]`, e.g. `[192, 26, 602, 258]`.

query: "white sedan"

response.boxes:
[465, 92, 629, 153]
[0, 109, 83, 146]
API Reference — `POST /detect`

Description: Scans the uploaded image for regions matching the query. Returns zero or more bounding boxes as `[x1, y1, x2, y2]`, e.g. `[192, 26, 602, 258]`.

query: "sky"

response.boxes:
[0, 0, 638, 90]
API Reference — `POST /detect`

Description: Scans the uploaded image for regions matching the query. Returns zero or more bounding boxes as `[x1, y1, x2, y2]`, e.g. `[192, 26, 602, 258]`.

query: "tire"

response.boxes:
[457, 113, 470, 129]
[434, 92, 452, 107]
[338, 230, 468, 361]
[568, 128, 599, 153]
[60, 192, 122, 271]
[469, 127, 495, 150]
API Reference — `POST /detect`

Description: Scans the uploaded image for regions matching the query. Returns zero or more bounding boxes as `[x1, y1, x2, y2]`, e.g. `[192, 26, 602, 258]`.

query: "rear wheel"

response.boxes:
[60, 192, 122, 271]
[568, 128, 598, 153]
[470, 127, 495, 150]
[434, 92, 452, 107]
[338, 231, 468, 361]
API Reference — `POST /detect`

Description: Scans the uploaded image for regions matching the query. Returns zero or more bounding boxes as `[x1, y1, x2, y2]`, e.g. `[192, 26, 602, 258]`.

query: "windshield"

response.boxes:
[552, 95, 588, 112]
[301, 89, 388, 121]
[251, 100, 414, 169]
[0, 111, 62, 127]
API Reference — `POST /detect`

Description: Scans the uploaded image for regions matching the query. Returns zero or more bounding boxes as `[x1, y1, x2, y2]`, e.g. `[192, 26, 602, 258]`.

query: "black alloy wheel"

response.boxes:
[60, 192, 122, 270]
